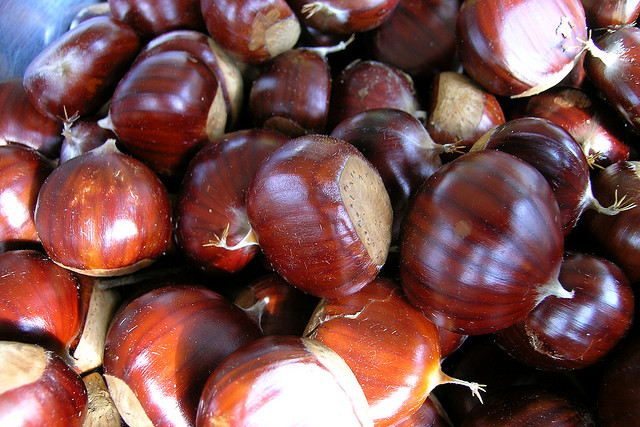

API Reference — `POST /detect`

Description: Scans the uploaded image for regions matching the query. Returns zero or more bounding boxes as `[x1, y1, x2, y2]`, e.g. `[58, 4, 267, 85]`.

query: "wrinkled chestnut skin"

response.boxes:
[0, 145, 53, 251]
[22, 16, 141, 121]
[104, 285, 262, 427]
[0, 341, 88, 427]
[400, 150, 564, 335]
[0, 78, 63, 158]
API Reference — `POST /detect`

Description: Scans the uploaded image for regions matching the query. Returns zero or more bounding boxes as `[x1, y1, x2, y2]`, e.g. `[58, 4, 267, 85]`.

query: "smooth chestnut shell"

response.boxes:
[246, 134, 393, 299]
[400, 149, 565, 335]
[34, 141, 172, 277]
[174, 128, 289, 274]
[104, 284, 262, 427]
[495, 252, 634, 371]
[456, 0, 588, 98]
[581, 0, 640, 28]
[196, 335, 373, 426]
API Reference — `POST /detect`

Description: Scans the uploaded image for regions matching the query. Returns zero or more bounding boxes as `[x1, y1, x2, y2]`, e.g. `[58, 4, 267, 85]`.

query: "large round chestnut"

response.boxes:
[400, 149, 569, 335]
[34, 139, 172, 277]
[494, 252, 634, 371]
[581, 0, 640, 29]
[0, 341, 88, 427]
[0, 145, 54, 252]
[104, 284, 262, 427]
[174, 129, 289, 274]
[246, 134, 393, 299]
[196, 335, 373, 426]
[22, 16, 141, 121]
[456, 0, 588, 98]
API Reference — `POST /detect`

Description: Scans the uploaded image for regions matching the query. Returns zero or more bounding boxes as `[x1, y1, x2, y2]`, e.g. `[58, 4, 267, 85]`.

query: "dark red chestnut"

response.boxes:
[581, 0, 640, 28]
[105, 49, 227, 178]
[0, 341, 88, 426]
[34, 139, 173, 277]
[0, 145, 53, 252]
[305, 277, 483, 426]
[108, 0, 206, 40]
[400, 149, 571, 335]
[200, 0, 301, 64]
[104, 284, 262, 427]
[22, 16, 141, 121]
[174, 128, 289, 274]
[0, 78, 63, 158]
[59, 116, 117, 164]
[69, 3, 113, 30]
[495, 252, 634, 371]
[246, 134, 393, 299]
[456, 0, 588, 98]
[196, 335, 373, 426]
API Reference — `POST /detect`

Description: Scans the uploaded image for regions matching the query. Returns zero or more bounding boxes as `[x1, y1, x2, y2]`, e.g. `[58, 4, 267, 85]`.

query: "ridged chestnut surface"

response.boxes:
[200, 0, 301, 64]
[584, 25, 640, 135]
[495, 252, 634, 371]
[174, 129, 289, 274]
[0, 78, 63, 158]
[400, 150, 568, 335]
[196, 335, 373, 426]
[106, 49, 227, 178]
[22, 16, 141, 121]
[456, 0, 588, 98]
[305, 277, 482, 426]
[104, 285, 262, 427]
[246, 134, 393, 299]
[0, 250, 83, 359]
[0, 145, 53, 251]
[34, 140, 172, 277]
[108, 0, 206, 39]
[0, 341, 88, 427]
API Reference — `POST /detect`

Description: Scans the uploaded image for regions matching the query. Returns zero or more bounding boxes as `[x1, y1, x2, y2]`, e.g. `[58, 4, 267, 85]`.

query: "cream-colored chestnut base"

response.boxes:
[0, 342, 46, 394]
[430, 72, 484, 140]
[104, 374, 153, 427]
[339, 156, 392, 266]
[83, 373, 122, 427]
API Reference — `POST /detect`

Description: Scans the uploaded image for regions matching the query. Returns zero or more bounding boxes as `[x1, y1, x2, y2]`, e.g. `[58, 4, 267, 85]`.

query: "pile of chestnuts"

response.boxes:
[1, 0, 640, 425]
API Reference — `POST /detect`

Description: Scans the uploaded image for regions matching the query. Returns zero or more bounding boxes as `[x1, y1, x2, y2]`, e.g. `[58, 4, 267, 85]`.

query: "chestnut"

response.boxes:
[82, 372, 122, 427]
[0, 341, 88, 426]
[246, 134, 393, 299]
[34, 139, 173, 277]
[59, 116, 117, 164]
[400, 149, 571, 335]
[456, 0, 588, 98]
[200, 0, 301, 64]
[22, 16, 141, 121]
[581, 0, 640, 28]
[103, 284, 262, 426]
[196, 335, 373, 426]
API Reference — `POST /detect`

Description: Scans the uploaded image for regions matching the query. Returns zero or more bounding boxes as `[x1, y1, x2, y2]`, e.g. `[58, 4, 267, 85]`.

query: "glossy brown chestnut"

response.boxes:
[305, 277, 482, 426]
[289, 0, 401, 34]
[105, 49, 227, 178]
[69, 3, 113, 30]
[0, 78, 63, 158]
[59, 116, 117, 164]
[246, 134, 393, 299]
[200, 0, 301, 64]
[456, 0, 588, 98]
[196, 335, 373, 426]
[472, 117, 618, 234]
[514, 86, 631, 168]
[328, 59, 423, 129]
[0, 145, 53, 251]
[426, 71, 505, 154]
[394, 394, 451, 427]
[460, 385, 596, 426]
[108, 0, 206, 40]
[495, 252, 634, 371]
[174, 129, 289, 274]
[22, 16, 141, 121]
[370, 0, 460, 79]
[133, 30, 244, 129]
[581, 0, 640, 28]
[330, 108, 450, 241]
[34, 139, 172, 277]
[584, 25, 640, 135]
[582, 161, 640, 282]
[234, 273, 320, 336]
[103, 284, 262, 427]
[400, 149, 570, 335]
[249, 47, 332, 136]
[0, 341, 88, 426]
